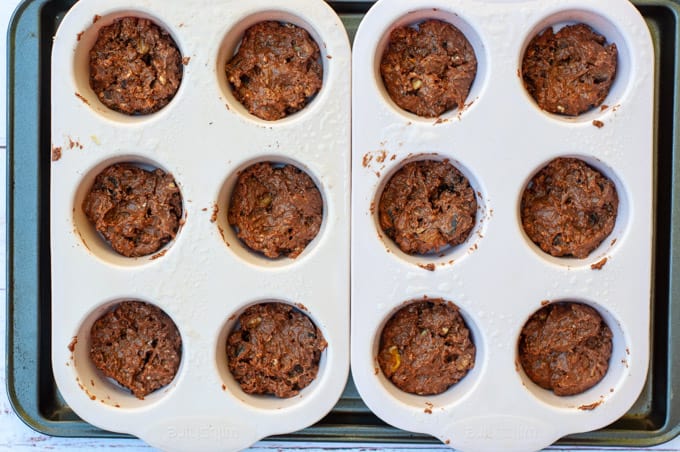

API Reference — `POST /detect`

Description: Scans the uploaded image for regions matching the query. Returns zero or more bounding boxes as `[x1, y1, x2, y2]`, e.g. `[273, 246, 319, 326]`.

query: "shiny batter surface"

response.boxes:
[521, 157, 618, 259]
[522, 23, 617, 116]
[380, 19, 477, 118]
[379, 160, 477, 255]
[228, 162, 323, 259]
[378, 300, 475, 395]
[90, 301, 182, 399]
[82, 163, 182, 257]
[518, 302, 613, 396]
[89, 17, 183, 115]
[225, 21, 323, 121]
[227, 303, 327, 398]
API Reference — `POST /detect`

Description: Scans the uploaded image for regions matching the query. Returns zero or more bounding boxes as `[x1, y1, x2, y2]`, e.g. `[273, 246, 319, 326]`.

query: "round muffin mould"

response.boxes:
[351, 1, 652, 451]
[50, 1, 350, 451]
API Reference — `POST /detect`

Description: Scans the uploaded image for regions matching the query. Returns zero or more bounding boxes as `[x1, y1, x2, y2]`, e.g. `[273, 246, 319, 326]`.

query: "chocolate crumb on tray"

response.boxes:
[522, 23, 617, 116]
[378, 299, 475, 395]
[380, 19, 477, 118]
[379, 160, 477, 255]
[521, 157, 618, 259]
[90, 301, 182, 399]
[225, 21, 323, 121]
[518, 302, 613, 396]
[82, 163, 183, 257]
[227, 303, 327, 398]
[89, 16, 183, 115]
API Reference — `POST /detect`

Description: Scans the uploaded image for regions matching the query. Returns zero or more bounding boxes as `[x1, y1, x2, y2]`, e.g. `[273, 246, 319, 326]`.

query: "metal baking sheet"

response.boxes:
[6, 0, 680, 446]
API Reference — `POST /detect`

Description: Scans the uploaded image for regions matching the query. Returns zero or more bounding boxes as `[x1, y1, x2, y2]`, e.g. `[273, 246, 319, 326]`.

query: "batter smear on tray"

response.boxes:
[89, 17, 183, 115]
[378, 299, 475, 395]
[522, 23, 617, 116]
[225, 21, 323, 121]
[518, 302, 613, 396]
[227, 303, 327, 398]
[380, 19, 477, 118]
[228, 162, 322, 259]
[521, 157, 618, 258]
[378, 160, 477, 255]
[82, 163, 182, 257]
[90, 301, 182, 399]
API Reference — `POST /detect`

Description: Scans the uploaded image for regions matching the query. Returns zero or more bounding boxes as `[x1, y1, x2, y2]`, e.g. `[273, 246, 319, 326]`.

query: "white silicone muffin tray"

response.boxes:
[351, 0, 653, 451]
[50, 0, 350, 451]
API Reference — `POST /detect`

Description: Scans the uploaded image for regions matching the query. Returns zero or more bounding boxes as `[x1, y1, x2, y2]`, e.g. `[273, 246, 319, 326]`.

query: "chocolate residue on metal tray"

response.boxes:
[518, 302, 612, 396]
[380, 19, 477, 118]
[522, 24, 617, 116]
[225, 21, 322, 121]
[226, 303, 327, 398]
[378, 299, 475, 395]
[89, 17, 183, 115]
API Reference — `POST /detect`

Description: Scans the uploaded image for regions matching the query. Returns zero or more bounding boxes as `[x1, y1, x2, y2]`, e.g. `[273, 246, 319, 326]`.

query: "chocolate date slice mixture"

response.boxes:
[89, 16, 183, 115]
[82, 163, 183, 257]
[380, 19, 477, 118]
[90, 301, 182, 399]
[522, 23, 617, 116]
[227, 303, 327, 398]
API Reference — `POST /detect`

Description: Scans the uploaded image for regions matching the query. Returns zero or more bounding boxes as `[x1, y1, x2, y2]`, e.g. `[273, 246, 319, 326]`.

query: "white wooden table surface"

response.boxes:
[1, 0, 678, 450]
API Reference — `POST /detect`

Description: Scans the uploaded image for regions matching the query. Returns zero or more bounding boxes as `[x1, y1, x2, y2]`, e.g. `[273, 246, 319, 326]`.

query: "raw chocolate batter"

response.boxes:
[90, 301, 182, 399]
[518, 302, 613, 396]
[225, 21, 323, 121]
[380, 19, 477, 117]
[379, 160, 477, 255]
[82, 163, 182, 257]
[228, 162, 323, 259]
[378, 299, 475, 395]
[226, 303, 327, 398]
[89, 16, 183, 115]
[521, 157, 618, 259]
[522, 23, 617, 116]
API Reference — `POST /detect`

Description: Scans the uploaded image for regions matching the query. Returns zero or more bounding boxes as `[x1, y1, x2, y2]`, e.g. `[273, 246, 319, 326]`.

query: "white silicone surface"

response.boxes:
[351, 1, 653, 451]
[50, 1, 350, 451]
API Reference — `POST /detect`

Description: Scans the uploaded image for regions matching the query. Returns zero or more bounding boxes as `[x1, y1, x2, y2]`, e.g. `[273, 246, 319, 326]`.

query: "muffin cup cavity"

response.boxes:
[373, 9, 488, 122]
[519, 9, 632, 122]
[70, 299, 183, 408]
[216, 301, 329, 410]
[216, 158, 327, 267]
[74, 158, 184, 265]
[217, 11, 328, 124]
[73, 11, 185, 121]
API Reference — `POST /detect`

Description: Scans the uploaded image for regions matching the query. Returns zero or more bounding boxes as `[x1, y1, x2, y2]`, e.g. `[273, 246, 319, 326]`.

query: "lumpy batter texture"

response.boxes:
[379, 160, 477, 255]
[518, 302, 613, 396]
[225, 21, 323, 121]
[380, 19, 477, 118]
[89, 16, 183, 115]
[227, 303, 327, 398]
[522, 23, 617, 116]
[228, 162, 323, 259]
[378, 300, 475, 395]
[521, 157, 618, 259]
[82, 163, 182, 257]
[90, 301, 182, 399]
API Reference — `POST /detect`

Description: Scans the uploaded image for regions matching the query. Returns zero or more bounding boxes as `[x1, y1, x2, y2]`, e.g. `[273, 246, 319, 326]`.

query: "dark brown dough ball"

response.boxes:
[227, 303, 327, 398]
[379, 160, 477, 255]
[228, 162, 323, 259]
[82, 163, 183, 257]
[89, 16, 183, 115]
[521, 157, 618, 259]
[378, 299, 475, 395]
[522, 23, 617, 116]
[380, 19, 477, 118]
[90, 301, 182, 399]
[518, 302, 613, 396]
[225, 21, 323, 121]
